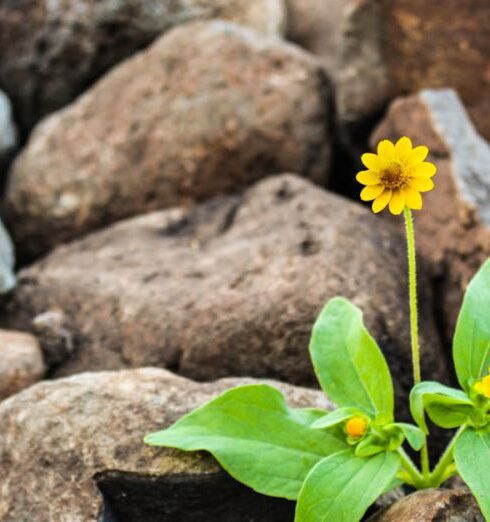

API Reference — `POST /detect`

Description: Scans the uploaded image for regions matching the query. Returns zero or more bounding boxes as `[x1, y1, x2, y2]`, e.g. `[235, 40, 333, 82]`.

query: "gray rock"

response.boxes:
[2, 175, 446, 413]
[371, 88, 490, 343]
[5, 21, 332, 259]
[0, 0, 287, 133]
[0, 329, 45, 400]
[0, 90, 17, 155]
[0, 218, 15, 294]
[0, 368, 330, 521]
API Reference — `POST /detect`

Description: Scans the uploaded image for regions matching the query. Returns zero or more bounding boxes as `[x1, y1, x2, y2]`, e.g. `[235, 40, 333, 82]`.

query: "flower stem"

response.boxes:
[429, 425, 466, 487]
[403, 207, 430, 478]
[397, 447, 424, 488]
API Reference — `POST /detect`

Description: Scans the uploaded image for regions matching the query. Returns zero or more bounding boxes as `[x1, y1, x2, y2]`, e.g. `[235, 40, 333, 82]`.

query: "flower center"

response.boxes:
[345, 416, 368, 439]
[380, 163, 407, 190]
[474, 367, 490, 398]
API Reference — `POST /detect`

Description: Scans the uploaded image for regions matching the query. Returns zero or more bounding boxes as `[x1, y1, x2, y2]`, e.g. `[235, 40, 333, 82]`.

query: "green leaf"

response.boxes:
[453, 259, 490, 391]
[144, 384, 347, 500]
[309, 297, 394, 419]
[410, 381, 473, 433]
[394, 423, 425, 451]
[295, 450, 400, 522]
[355, 434, 387, 457]
[311, 407, 365, 430]
[454, 427, 490, 520]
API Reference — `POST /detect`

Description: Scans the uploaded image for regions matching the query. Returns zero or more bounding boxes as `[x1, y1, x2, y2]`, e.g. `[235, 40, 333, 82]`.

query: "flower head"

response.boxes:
[474, 367, 490, 398]
[345, 416, 368, 439]
[357, 137, 437, 215]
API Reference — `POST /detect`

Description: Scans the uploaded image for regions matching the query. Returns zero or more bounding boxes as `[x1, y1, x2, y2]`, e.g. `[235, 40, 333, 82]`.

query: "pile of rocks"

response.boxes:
[0, 0, 489, 520]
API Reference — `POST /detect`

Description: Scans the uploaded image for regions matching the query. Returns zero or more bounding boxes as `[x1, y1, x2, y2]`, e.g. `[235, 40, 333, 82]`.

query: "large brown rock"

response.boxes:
[0, 329, 45, 400]
[336, 0, 490, 140]
[5, 20, 332, 260]
[2, 175, 446, 410]
[0, 368, 330, 521]
[368, 488, 483, 521]
[371, 89, 490, 342]
[0, 0, 286, 133]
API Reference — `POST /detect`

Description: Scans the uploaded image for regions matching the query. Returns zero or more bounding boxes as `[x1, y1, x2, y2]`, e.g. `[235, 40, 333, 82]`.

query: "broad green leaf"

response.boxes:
[295, 450, 400, 522]
[144, 384, 347, 500]
[311, 407, 364, 430]
[355, 434, 386, 457]
[394, 423, 425, 451]
[410, 381, 473, 433]
[454, 428, 490, 520]
[453, 259, 490, 391]
[309, 297, 394, 419]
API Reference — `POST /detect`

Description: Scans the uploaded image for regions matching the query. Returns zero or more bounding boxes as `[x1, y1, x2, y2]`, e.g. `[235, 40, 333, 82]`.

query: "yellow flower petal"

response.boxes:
[388, 190, 405, 215]
[360, 184, 384, 201]
[377, 139, 396, 161]
[410, 177, 434, 192]
[406, 145, 429, 166]
[404, 188, 423, 210]
[356, 170, 381, 185]
[395, 136, 413, 161]
[408, 162, 437, 178]
[361, 153, 381, 171]
[372, 189, 392, 213]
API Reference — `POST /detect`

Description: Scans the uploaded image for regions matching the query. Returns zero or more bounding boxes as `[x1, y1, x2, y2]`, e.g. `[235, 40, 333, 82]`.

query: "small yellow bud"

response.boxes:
[345, 416, 368, 439]
[474, 367, 490, 398]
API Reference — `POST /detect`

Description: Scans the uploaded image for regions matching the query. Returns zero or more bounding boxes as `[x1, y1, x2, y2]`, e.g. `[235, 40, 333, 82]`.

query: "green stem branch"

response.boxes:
[429, 425, 466, 487]
[397, 447, 424, 488]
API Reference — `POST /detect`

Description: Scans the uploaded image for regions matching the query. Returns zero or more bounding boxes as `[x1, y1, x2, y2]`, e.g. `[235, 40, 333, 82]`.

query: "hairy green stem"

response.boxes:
[397, 447, 424, 488]
[429, 425, 466, 487]
[403, 207, 430, 478]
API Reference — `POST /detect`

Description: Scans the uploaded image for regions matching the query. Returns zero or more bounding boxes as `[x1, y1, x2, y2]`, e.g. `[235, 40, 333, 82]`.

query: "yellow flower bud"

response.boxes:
[345, 416, 368, 439]
[474, 367, 490, 398]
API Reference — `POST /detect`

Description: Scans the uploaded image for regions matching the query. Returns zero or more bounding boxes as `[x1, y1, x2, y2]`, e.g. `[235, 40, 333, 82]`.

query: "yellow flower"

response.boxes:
[474, 367, 490, 398]
[356, 137, 437, 215]
[345, 416, 368, 439]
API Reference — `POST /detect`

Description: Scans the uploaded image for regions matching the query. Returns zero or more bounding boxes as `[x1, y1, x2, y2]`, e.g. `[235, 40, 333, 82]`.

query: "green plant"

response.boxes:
[145, 138, 490, 521]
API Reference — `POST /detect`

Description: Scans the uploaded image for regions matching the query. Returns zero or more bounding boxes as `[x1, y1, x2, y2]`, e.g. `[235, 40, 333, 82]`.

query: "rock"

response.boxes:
[0, 218, 16, 294]
[285, 0, 346, 70]
[0, 90, 17, 171]
[2, 175, 446, 412]
[370, 88, 490, 342]
[5, 21, 332, 260]
[0, 329, 45, 400]
[368, 488, 483, 521]
[336, 0, 490, 141]
[0, 0, 286, 133]
[0, 368, 331, 520]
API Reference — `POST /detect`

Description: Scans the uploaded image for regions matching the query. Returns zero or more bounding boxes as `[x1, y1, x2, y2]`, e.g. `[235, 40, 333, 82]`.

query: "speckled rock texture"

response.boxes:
[4, 20, 332, 260]
[2, 175, 446, 412]
[368, 488, 483, 521]
[371, 88, 490, 343]
[0, 329, 45, 400]
[336, 0, 490, 140]
[0, 368, 330, 521]
[0, 0, 287, 133]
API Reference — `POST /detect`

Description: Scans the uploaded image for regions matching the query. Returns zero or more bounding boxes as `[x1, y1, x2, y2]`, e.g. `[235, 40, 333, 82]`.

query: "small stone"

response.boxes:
[2, 174, 446, 413]
[370, 88, 490, 341]
[0, 218, 15, 294]
[0, 368, 331, 520]
[0, 329, 44, 400]
[0, 0, 287, 133]
[5, 21, 332, 259]
[368, 488, 483, 521]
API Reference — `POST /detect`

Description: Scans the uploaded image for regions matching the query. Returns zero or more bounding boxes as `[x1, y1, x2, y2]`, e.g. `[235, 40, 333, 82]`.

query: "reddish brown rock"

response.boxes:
[368, 488, 483, 521]
[0, 0, 286, 133]
[2, 175, 446, 411]
[0, 329, 45, 400]
[285, 0, 346, 70]
[0, 368, 328, 521]
[371, 88, 490, 341]
[5, 20, 332, 260]
[336, 0, 490, 140]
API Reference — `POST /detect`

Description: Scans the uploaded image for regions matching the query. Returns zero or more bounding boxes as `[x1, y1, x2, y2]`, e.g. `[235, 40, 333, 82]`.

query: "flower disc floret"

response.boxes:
[356, 136, 437, 215]
[345, 416, 368, 439]
[474, 367, 490, 399]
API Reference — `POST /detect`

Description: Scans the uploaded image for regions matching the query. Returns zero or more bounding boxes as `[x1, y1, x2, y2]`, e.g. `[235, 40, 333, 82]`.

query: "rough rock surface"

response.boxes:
[0, 368, 330, 521]
[0, 89, 17, 170]
[2, 175, 445, 410]
[285, 0, 346, 70]
[0, 329, 45, 400]
[336, 0, 490, 140]
[368, 488, 483, 521]
[371, 89, 490, 342]
[5, 20, 332, 260]
[0, 0, 286, 133]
